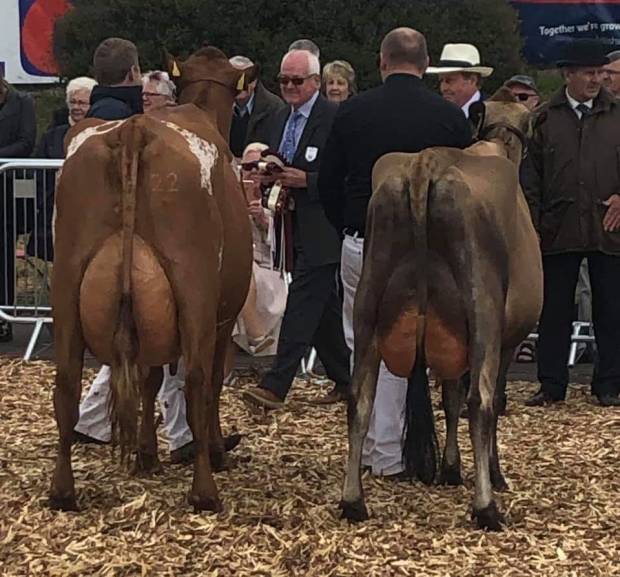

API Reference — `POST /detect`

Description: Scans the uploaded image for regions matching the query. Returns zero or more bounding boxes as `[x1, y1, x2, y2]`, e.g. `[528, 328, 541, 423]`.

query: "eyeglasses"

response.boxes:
[143, 91, 167, 98]
[514, 92, 537, 101]
[277, 74, 314, 86]
[68, 99, 90, 107]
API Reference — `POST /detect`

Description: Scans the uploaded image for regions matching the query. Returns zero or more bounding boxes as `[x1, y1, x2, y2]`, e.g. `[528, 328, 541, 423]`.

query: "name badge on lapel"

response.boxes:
[305, 146, 318, 162]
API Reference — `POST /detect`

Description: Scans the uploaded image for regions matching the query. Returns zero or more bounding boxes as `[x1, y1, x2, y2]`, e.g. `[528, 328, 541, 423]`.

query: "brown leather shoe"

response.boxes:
[308, 387, 347, 405]
[242, 387, 284, 410]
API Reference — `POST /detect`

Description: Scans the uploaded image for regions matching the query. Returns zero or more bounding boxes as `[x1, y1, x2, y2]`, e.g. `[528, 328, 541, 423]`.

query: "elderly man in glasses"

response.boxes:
[504, 74, 541, 111]
[603, 50, 620, 97]
[242, 48, 351, 410]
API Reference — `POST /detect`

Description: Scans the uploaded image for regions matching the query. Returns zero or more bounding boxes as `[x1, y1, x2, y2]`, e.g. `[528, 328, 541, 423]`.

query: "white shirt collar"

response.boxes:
[292, 90, 319, 118]
[566, 88, 593, 117]
[462, 90, 482, 119]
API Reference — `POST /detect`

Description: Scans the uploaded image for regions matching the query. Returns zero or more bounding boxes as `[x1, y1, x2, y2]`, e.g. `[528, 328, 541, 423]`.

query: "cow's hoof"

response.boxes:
[438, 464, 463, 486]
[491, 472, 509, 492]
[188, 493, 223, 513]
[49, 493, 79, 512]
[339, 499, 369, 522]
[131, 452, 163, 476]
[472, 502, 505, 531]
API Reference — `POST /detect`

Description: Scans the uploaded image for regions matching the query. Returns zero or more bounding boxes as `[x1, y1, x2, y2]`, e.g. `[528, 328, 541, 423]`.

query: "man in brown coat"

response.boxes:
[523, 39, 620, 407]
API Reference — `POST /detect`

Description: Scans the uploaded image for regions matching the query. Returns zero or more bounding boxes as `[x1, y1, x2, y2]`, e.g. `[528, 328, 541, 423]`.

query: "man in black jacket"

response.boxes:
[318, 27, 472, 477]
[0, 74, 36, 341]
[228, 55, 286, 157]
[242, 48, 351, 409]
[86, 37, 143, 121]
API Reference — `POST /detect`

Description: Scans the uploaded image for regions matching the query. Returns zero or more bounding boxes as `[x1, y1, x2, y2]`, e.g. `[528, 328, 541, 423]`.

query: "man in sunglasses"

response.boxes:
[242, 48, 351, 410]
[504, 75, 540, 111]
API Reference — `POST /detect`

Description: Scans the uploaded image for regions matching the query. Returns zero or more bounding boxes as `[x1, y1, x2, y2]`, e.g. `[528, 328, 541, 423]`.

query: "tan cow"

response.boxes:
[340, 88, 542, 530]
[49, 46, 253, 512]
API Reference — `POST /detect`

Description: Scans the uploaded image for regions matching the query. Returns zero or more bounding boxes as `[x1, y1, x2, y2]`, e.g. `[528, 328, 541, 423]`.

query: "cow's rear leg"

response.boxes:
[185, 333, 221, 513]
[439, 378, 465, 486]
[49, 314, 84, 511]
[340, 339, 381, 522]
[468, 340, 505, 531]
[208, 324, 235, 472]
[489, 348, 513, 492]
[132, 366, 163, 475]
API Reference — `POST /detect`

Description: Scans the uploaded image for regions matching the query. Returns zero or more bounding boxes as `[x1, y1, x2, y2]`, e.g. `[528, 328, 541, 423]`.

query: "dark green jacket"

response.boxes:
[523, 87, 620, 255]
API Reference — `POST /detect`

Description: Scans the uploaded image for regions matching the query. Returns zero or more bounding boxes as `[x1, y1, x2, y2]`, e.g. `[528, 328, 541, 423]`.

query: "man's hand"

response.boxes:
[278, 167, 307, 189]
[603, 194, 620, 232]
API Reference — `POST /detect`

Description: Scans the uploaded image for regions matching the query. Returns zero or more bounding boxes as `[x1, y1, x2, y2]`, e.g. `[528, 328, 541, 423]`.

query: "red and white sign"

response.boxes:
[0, 0, 71, 84]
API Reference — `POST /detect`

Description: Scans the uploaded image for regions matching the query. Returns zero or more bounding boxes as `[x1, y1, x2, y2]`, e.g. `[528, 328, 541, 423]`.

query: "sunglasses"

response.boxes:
[514, 92, 537, 101]
[277, 74, 314, 86]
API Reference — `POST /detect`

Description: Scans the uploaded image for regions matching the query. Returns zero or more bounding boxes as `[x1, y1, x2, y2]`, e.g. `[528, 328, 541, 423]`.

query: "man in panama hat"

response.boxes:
[426, 43, 493, 117]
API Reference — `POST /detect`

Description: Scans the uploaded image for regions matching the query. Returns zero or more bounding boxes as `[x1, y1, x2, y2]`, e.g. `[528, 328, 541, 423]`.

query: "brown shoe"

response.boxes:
[242, 387, 284, 410]
[308, 387, 347, 405]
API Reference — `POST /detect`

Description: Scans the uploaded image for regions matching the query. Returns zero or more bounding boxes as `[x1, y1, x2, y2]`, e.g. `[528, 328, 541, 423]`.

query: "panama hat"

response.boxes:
[426, 43, 494, 77]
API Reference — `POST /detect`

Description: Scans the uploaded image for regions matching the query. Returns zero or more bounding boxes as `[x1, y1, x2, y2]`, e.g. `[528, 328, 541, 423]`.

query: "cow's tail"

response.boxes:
[402, 151, 439, 484]
[110, 119, 142, 466]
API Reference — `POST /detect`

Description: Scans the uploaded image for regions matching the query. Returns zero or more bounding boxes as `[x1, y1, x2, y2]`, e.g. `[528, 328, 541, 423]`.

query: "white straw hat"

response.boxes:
[426, 43, 493, 77]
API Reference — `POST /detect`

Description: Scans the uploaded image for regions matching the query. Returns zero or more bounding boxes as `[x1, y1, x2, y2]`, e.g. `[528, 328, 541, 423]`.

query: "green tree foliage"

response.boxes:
[55, 0, 523, 93]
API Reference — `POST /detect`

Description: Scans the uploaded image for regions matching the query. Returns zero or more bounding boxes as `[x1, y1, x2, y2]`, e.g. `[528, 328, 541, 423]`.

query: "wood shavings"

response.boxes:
[0, 359, 619, 576]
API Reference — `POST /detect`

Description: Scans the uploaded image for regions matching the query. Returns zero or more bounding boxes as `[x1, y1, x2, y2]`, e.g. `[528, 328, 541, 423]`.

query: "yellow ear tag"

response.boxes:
[236, 73, 245, 91]
[171, 60, 181, 78]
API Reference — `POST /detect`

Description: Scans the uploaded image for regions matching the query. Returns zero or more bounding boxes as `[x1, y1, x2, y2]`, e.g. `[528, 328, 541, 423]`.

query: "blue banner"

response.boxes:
[511, 0, 620, 65]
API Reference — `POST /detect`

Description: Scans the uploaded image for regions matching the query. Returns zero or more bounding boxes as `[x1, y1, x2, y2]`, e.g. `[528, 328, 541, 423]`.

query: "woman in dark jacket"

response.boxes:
[28, 77, 97, 263]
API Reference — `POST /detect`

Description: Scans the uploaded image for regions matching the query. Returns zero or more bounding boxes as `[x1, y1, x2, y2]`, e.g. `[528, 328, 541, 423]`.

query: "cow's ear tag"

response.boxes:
[236, 73, 245, 91]
[171, 60, 181, 78]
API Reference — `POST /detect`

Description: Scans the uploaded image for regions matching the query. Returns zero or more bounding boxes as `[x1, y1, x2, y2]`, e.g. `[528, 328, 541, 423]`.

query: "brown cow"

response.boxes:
[340, 89, 543, 530]
[49, 46, 253, 512]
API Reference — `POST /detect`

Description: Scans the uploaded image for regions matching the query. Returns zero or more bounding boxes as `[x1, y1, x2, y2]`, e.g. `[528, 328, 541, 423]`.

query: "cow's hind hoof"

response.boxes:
[472, 502, 505, 531]
[438, 464, 463, 486]
[340, 499, 369, 522]
[188, 493, 223, 513]
[131, 452, 163, 476]
[49, 493, 79, 512]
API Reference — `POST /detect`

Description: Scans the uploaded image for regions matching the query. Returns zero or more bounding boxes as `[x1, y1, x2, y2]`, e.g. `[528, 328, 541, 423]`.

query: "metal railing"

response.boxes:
[1, 158, 63, 360]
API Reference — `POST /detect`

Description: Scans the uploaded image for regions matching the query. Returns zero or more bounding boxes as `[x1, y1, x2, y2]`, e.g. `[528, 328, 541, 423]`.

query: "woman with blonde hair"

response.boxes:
[322, 60, 356, 103]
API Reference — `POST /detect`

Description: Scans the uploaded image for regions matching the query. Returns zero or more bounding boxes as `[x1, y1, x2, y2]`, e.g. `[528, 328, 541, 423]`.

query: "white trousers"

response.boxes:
[341, 234, 407, 476]
[74, 360, 193, 452]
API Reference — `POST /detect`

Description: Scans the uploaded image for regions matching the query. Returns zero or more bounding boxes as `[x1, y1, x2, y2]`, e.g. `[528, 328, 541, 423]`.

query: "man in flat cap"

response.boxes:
[523, 39, 620, 407]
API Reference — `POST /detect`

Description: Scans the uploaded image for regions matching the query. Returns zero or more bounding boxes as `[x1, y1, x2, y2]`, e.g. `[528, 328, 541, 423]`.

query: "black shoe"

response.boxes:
[524, 390, 563, 407]
[596, 393, 620, 407]
[0, 321, 12, 343]
[73, 430, 109, 445]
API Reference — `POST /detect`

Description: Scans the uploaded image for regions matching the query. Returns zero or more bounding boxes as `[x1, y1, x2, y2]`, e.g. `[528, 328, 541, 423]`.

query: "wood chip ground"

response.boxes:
[0, 359, 618, 576]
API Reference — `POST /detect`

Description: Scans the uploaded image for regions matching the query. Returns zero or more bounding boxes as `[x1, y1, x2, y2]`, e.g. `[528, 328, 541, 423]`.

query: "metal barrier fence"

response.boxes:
[1, 159, 63, 360]
[0, 158, 595, 367]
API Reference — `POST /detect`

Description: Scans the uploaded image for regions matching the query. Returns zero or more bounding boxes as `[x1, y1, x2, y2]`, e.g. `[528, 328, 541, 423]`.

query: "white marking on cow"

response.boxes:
[66, 120, 127, 159]
[163, 121, 218, 195]
[217, 244, 224, 272]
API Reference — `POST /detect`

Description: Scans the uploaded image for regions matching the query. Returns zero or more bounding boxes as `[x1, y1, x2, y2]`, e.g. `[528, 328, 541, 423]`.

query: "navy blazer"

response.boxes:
[267, 94, 341, 267]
